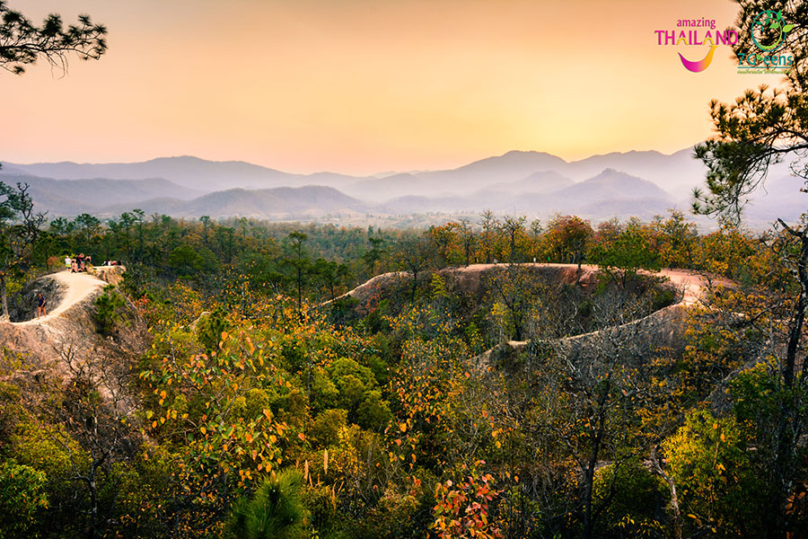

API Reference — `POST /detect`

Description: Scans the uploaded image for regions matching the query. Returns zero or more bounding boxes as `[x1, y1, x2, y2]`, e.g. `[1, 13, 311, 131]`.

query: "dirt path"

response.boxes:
[336, 263, 719, 307]
[14, 271, 108, 326]
[654, 268, 709, 306]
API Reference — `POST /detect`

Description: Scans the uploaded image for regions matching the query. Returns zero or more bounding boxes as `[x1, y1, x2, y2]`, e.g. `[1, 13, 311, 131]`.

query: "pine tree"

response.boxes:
[227, 470, 309, 539]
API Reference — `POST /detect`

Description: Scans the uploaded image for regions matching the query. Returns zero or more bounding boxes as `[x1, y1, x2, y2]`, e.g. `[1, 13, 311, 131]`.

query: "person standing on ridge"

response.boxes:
[36, 292, 47, 319]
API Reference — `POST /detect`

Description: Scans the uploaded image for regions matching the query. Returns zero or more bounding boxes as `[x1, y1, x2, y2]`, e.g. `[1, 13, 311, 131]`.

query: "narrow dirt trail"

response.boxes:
[654, 268, 709, 306]
[336, 263, 718, 307]
[14, 271, 108, 326]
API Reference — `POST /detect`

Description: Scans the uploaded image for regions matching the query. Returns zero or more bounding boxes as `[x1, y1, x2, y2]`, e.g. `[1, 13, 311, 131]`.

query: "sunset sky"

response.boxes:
[2, 0, 783, 175]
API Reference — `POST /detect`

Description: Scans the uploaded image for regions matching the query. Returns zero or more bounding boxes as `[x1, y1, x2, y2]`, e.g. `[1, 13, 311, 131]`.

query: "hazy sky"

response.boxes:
[1, 0, 783, 174]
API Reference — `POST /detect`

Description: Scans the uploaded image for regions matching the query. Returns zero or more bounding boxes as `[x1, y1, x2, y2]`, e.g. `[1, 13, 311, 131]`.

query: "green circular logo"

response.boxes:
[751, 10, 793, 52]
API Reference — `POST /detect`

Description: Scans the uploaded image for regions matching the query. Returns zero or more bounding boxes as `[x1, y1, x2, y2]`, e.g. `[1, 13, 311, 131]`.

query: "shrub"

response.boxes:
[94, 284, 125, 335]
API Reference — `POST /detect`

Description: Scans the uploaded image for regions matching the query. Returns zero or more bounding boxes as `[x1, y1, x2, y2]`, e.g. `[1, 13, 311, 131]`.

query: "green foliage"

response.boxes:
[196, 307, 232, 352]
[649, 284, 677, 311]
[729, 362, 787, 427]
[310, 409, 348, 447]
[664, 409, 769, 536]
[168, 244, 208, 276]
[542, 214, 593, 265]
[324, 357, 392, 430]
[590, 217, 661, 282]
[226, 470, 309, 539]
[592, 460, 668, 538]
[0, 181, 46, 318]
[0, 459, 48, 538]
[10, 421, 82, 482]
[94, 283, 125, 334]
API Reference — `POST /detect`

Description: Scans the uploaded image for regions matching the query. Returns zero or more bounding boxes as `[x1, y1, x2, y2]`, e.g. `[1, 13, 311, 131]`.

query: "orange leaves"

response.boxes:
[431, 463, 503, 539]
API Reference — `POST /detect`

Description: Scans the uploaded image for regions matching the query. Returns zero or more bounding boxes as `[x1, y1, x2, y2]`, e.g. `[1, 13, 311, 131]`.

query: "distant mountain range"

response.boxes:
[0, 174, 202, 216]
[2, 156, 362, 192]
[3, 149, 705, 198]
[381, 169, 674, 220]
[1, 148, 804, 226]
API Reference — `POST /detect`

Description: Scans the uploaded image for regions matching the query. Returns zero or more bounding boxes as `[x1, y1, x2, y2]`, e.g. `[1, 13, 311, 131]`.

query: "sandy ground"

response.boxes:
[15, 270, 108, 326]
[654, 268, 708, 306]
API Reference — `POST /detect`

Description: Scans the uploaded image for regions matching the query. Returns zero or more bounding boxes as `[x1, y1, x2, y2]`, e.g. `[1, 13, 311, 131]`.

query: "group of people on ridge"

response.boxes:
[64, 254, 123, 273]
[65, 253, 92, 273]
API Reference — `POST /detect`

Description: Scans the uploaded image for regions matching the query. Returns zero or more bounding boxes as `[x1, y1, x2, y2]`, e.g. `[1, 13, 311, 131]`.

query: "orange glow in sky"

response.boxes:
[1, 0, 782, 174]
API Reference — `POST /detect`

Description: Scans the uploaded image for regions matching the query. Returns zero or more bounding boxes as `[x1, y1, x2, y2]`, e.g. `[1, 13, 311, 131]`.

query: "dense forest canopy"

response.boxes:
[0, 200, 805, 538]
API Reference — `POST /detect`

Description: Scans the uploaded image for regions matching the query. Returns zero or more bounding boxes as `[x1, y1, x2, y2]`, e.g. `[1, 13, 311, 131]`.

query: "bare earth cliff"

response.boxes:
[0, 267, 147, 384]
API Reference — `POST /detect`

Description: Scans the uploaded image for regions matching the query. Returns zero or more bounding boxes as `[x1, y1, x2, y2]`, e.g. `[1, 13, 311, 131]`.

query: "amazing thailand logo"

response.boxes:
[655, 12, 796, 74]
[654, 18, 738, 73]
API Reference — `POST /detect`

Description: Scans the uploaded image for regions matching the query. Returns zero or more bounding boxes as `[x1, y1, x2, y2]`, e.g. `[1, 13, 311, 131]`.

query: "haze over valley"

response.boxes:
[3, 147, 802, 227]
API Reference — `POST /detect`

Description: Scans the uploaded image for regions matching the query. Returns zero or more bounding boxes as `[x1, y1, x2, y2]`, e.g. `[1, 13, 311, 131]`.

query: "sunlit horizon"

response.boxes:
[2, 0, 786, 176]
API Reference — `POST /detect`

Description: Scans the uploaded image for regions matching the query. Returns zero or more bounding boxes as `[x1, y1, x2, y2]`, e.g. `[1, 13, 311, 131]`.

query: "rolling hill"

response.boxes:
[105, 186, 373, 220]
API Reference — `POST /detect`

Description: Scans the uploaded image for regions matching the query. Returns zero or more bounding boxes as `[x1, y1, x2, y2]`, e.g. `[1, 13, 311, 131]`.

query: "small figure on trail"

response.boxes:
[36, 292, 47, 319]
[65, 255, 72, 270]
[77, 253, 85, 272]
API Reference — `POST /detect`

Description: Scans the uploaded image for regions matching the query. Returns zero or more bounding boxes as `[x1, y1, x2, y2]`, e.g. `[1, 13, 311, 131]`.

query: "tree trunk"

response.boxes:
[582, 462, 595, 539]
[297, 266, 303, 319]
[88, 464, 99, 539]
[576, 253, 583, 285]
[582, 393, 608, 539]
[0, 273, 8, 321]
[651, 446, 682, 539]
[782, 228, 808, 388]
[770, 220, 808, 538]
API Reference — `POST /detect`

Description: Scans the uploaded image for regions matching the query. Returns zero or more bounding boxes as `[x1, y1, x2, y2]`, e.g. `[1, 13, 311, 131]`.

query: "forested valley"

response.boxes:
[1, 205, 806, 538]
